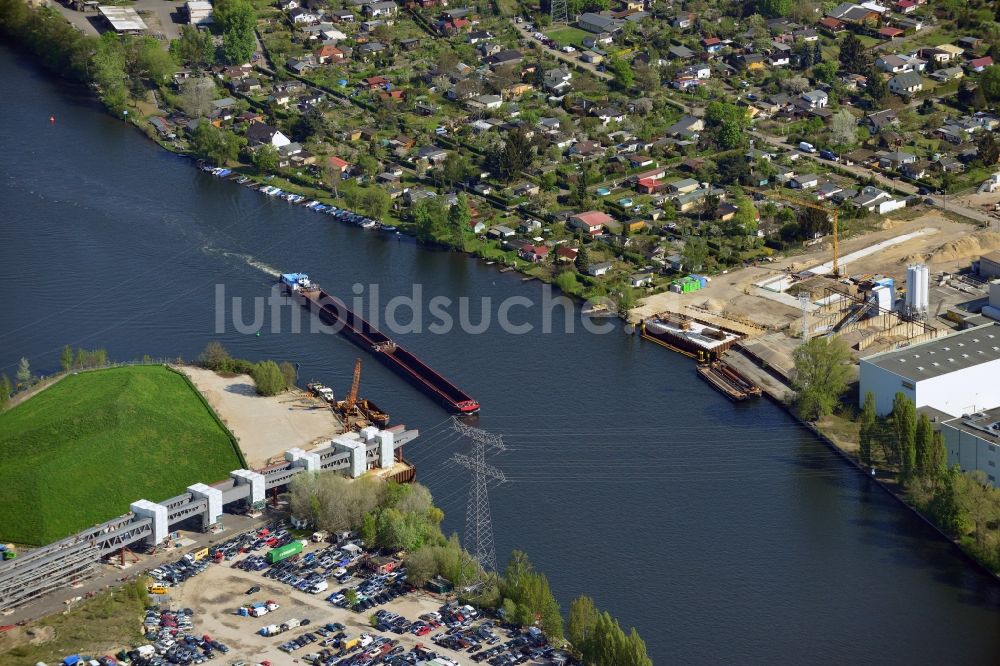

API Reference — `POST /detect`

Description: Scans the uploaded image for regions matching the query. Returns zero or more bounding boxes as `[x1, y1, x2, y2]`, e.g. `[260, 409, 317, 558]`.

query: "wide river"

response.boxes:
[2, 47, 1000, 662]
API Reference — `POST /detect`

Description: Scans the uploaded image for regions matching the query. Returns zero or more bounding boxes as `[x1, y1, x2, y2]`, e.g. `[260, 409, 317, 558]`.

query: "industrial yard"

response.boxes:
[181, 366, 344, 468]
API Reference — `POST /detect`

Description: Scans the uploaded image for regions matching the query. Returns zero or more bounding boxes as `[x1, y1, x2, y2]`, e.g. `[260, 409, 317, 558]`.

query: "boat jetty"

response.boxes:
[281, 273, 480, 415]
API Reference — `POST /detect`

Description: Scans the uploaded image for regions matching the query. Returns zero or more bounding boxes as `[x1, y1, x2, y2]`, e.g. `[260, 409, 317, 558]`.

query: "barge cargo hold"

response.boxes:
[696, 361, 762, 401]
[640, 314, 742, 359]
[280, 273, 480, 415]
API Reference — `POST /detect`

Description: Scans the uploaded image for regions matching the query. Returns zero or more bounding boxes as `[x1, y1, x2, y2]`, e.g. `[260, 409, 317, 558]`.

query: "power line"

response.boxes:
[451, 417, 506, 580]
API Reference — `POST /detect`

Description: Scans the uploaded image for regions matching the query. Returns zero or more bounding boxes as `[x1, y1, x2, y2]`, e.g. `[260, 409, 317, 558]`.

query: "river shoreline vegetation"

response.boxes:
[288, 471, 651, 665]
[792, 341, 1000, 575]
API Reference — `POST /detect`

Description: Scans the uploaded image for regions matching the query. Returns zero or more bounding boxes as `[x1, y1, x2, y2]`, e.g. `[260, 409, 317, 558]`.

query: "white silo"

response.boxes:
[906, 263, 929, 315]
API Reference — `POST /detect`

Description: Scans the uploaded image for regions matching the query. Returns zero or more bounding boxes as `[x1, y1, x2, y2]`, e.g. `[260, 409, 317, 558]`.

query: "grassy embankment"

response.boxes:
[0, 582, 148, 666]
[0, 365, 243, 545]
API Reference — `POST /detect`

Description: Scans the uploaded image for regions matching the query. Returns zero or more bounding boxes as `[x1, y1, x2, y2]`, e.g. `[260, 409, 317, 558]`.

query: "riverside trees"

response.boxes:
[792, 337, 853, 420]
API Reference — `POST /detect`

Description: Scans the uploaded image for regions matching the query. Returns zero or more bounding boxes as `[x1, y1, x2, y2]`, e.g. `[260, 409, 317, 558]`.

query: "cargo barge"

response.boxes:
[640, 314, 742, 359]
[696, 361, 762, 401]
[281, 273, 480, 415]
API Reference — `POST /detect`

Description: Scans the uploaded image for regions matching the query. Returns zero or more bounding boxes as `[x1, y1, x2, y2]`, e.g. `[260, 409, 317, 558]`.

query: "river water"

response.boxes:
[2, 47, 1000, 662]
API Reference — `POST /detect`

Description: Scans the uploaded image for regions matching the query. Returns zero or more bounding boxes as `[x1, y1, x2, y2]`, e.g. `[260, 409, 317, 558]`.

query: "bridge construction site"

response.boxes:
[0, 424, 418, 614]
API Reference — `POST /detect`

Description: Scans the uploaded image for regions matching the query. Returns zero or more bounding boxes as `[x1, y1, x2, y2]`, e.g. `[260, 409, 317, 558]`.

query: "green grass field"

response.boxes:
[0, 366, 243, 546]
[545, 27, 590, 47]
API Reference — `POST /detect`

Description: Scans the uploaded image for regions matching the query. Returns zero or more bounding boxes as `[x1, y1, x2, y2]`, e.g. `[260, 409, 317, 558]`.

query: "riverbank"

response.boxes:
[727, 346, 1000, 585]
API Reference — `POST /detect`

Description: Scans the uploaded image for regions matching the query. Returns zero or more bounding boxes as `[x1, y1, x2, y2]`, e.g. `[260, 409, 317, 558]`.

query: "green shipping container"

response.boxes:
[267, 540, 303, 564]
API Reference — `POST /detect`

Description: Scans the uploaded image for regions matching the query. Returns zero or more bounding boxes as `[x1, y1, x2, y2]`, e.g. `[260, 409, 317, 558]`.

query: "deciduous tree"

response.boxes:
[791, 337, 852, 420]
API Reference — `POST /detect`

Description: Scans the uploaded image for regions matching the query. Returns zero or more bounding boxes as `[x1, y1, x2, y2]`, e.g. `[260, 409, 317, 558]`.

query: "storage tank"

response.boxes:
[906, 263, 929, 315]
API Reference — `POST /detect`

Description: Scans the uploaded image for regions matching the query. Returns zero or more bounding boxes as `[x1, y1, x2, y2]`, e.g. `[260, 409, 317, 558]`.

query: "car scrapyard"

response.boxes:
[37, 522, 573, 666]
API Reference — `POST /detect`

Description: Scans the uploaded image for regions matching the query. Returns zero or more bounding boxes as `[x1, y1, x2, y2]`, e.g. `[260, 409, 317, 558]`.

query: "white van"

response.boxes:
[798, 141, 815, 153]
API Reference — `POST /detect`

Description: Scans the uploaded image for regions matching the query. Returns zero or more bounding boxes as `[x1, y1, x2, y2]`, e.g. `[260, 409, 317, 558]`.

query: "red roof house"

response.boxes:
[569, 211, 613, 235]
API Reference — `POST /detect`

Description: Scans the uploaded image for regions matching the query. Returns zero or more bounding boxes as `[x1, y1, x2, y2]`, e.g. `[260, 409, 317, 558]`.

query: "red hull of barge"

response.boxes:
[287, 283, 480, 415]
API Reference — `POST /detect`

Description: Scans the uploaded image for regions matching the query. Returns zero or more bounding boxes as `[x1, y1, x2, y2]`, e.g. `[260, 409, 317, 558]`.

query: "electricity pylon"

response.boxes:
[452, 418, 506, 580]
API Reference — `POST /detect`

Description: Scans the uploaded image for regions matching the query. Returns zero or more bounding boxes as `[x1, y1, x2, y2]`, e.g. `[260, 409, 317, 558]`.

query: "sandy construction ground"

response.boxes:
[173, 560, 471, 664]
[180, 366, 343, 468]
[634, 212, 986, 331]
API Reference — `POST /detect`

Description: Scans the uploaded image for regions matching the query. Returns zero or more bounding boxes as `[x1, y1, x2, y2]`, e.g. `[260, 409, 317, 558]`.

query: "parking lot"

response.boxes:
[173, 562, 469, 663]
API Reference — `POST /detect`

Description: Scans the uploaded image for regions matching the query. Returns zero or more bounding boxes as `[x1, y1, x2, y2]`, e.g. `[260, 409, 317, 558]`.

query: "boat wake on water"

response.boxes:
[201, 246, 281, 277]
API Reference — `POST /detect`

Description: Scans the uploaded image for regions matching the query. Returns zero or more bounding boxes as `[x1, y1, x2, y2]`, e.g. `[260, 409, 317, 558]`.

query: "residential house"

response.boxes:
[667, 115, 704, 138]
[878, 150, 917, 169]
[931, 66, 964, 82]
[415, 145, 449, 167]
[769, 42, 791, 67]
[900, 160, 928, 180]
[363, 0, 397, 17]
[569, 211, 614, 235]
[519, 244, 550, 262]
[594, 107, 626, 125]
[514, 182, 540, 197]
[866, 109, 898, 131]
[789, 174, 820, 189]
[878, 26, 904, 40]
[630, 272, 654, 288]
[246, 122, 291, 148]
[487, 49, 523, 68]
[326, 155, 352, 178]
[578, 12, 622, 34]
[668, 44, 695, 60]
[315, 44, 344, 63]
[569, 140, 603, 160]
[968, 56, 994, 73]
[487, 225, 516, 239]
[555, 246, 579, 263]
[876, 54, 912, 73]
[853, 186, 905, 214]
[587, 261, 613, 277]
[543, 67, 573, 95]
[667, 178, 700, 194]
[801, 90, 829, 109]
[467, 94, 502, 110]
[701, 37, 723, 54]
[888, 71, 924, 94]
[289, 7, 320, 23]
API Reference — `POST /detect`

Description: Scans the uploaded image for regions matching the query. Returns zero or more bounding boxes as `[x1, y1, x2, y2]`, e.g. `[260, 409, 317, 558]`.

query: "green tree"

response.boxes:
[915, 412, 933, 479]
[448, 194, 471, 250]
[682, 236, 708, 272]
[345, 588, 359, 607]
[93, 32, 129, 111]
[927, 465, 969, 535]
[198, 341, 232, 369]
[217, 0, 257, 65]
[705, 101, 751, 149]
[252, 360, 286, 396]
[574, 244, 590, 273]
[252, 144, 279, 172]
[980, 65, 1000, 102]
[867, 73, 888, 105]
[978, 131, 1000, 167]
[189, 121, 242, 165]
[829, 109, 859, 148]
[134, 37, 177, 86]
[888, 392, 916, 476]
[279, 361, 297, 389]
[361, 512, 377, 546]
[171, 25, 215, 68]
[568, 595, 599, 654]
[839, 33, 866, 73]
[607, 56, 634, 90]
[357, 154, 379, 178]
[728, 196, 758, 236]
[930, 430, 947, 481]
[760, 0, 792, 17]
[178, 76, 216, 118]
[791, 337, 852, 420]
[412, 197, 448, 243]
[361, 187, 391, 220]
[492, 127, 535, 181]
[0, 374, 11, 409]
[15, 357, 32, 388]
[958, 470, 996, 549]
[404, 546, 438, 586]
[60, 345, 74, 372]
[859, 391, 876, 467]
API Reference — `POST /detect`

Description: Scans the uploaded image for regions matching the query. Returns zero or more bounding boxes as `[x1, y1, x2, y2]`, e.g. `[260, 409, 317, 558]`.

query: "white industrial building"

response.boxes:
[937, 407, 1000, 487]
[186, 0, 214, 24]
[858, 322, 1000, 416]
[984, 280, 1000, 322]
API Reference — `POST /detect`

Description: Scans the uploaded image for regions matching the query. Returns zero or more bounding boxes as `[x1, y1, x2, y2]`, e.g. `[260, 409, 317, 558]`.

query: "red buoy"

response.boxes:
[49, 116, 55, 124]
